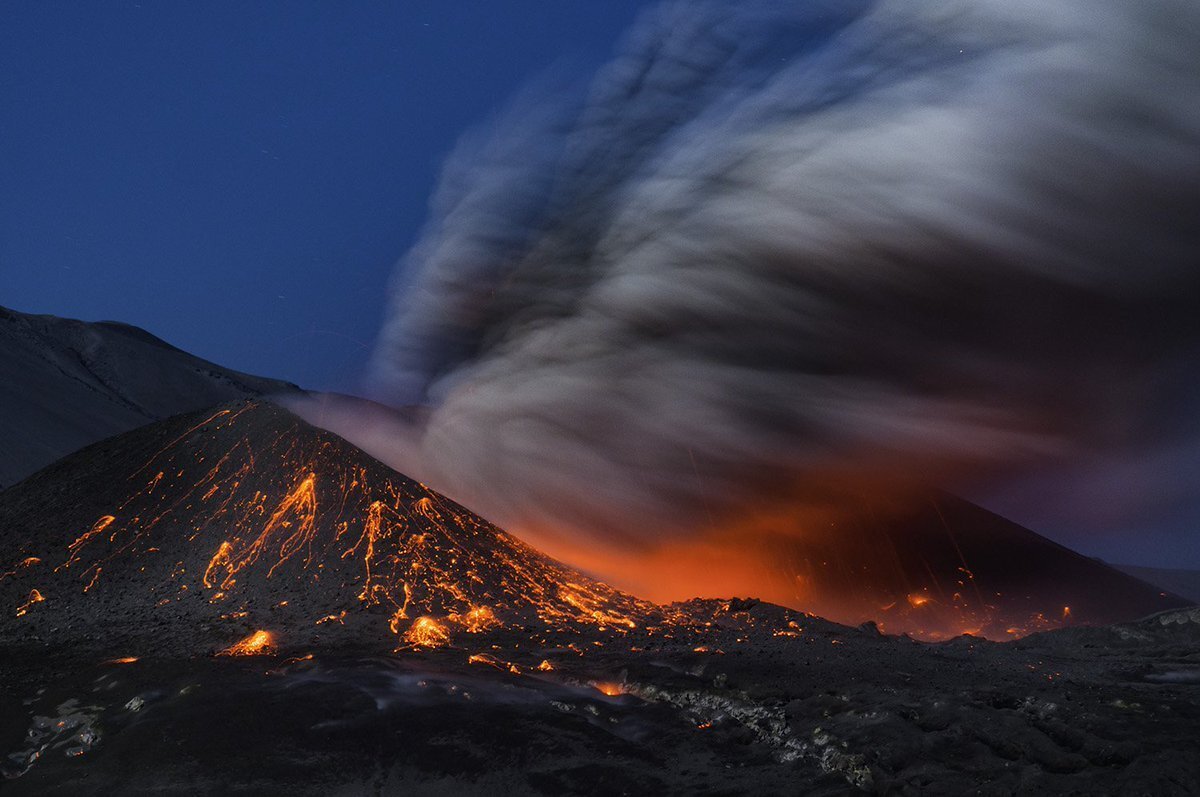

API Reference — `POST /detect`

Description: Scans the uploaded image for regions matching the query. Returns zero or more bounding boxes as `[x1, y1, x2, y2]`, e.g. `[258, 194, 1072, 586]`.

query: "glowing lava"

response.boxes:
[15, 588, 44, 617]
[220, 630, 274, 656]
[402, 616, 450, 649]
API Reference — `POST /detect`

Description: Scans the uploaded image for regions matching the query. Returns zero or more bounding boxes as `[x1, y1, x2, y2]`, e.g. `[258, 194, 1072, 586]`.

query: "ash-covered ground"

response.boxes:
[2, 602, 1199, 795]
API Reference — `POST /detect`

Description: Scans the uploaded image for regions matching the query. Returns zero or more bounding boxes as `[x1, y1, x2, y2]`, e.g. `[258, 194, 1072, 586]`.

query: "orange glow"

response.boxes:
[220, 629, 274, 656]
[107, 656, 139, 664]
[537, 659, 554, 671]
[15, 588, 45, 617]
[592, 682, 624, 697]
[403, 616, 450, 649]
[316, 611, 347, 625]
[515, 516, 1076, 642]
[451, 605, 501, 633]
[558, 583, 637, 629]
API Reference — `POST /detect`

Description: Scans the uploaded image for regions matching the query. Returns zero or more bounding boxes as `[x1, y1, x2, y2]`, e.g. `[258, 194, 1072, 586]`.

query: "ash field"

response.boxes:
[1, 401, 1198, 796]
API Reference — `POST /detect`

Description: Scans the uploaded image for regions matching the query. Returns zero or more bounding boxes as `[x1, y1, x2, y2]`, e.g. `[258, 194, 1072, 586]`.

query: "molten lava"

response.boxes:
[403, 616, 450, 649]
[220, 630, 274, 656]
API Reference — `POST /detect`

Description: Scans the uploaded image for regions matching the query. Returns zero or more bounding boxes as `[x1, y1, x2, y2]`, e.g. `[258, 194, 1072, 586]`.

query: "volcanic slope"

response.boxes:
[0, 306, 300, 489]
[0, 401, 658, 656]
[742, 491, 1193, 639]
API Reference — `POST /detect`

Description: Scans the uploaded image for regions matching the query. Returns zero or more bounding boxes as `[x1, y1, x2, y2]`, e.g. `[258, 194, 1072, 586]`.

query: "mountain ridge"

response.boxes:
[0, 305, 301, 489]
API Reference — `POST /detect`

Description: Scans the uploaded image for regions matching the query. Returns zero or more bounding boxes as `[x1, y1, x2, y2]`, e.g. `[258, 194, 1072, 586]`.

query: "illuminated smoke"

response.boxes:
[368, 0, 1200, 546]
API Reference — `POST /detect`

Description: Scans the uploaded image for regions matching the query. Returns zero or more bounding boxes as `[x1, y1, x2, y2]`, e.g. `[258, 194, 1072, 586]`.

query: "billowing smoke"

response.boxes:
[366, 0, 1200, 548]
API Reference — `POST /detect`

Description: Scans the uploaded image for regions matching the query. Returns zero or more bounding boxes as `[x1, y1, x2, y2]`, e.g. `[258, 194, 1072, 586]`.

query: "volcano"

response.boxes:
[0, 401, 657, 657]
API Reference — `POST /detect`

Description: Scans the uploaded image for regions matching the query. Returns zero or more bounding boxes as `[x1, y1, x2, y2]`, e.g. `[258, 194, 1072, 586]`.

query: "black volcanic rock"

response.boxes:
[0, 401, 657, 656]
[0, 305, 300, 489]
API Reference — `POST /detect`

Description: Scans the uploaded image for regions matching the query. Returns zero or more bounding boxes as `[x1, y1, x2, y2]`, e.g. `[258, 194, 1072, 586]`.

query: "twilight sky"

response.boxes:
[0, 1, 649, 392]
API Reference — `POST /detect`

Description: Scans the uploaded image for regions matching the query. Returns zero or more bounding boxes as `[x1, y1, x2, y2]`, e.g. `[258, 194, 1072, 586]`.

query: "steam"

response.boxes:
[367, 0, 1200, 546]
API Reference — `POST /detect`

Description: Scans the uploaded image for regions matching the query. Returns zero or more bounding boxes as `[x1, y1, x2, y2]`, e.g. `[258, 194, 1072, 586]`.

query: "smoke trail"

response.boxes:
[368, 0, 1200, 546]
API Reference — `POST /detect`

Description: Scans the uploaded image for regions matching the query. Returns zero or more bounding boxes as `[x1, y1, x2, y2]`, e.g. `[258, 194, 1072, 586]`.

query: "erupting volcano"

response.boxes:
[0, 401, 661, 656]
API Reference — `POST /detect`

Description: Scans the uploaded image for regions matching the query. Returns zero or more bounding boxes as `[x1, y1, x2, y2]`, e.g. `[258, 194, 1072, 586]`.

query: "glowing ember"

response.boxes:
[403, 616, 450, 649]
[15, 588, 44, 617]
[107, 656, 139, 664]
[537, 659, 554, 671]
[220, 629, 274, 656]
[592, 682, 624, 697]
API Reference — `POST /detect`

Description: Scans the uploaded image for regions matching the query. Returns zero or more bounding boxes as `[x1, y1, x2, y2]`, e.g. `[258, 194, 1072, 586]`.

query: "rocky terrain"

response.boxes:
[1, 603, 1198, 795]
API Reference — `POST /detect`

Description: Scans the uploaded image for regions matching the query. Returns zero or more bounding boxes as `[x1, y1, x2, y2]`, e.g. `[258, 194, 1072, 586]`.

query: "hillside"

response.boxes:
[0, 400, 657, 655]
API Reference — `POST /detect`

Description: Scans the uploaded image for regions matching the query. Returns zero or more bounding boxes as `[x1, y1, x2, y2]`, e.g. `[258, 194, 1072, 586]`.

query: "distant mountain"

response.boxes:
[0, 306, 300, 489]
[0, 401, 657, 655]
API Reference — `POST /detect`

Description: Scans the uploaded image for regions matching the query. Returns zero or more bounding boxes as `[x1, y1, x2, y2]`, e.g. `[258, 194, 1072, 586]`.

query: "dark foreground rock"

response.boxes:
[2, 602, 1198, 796]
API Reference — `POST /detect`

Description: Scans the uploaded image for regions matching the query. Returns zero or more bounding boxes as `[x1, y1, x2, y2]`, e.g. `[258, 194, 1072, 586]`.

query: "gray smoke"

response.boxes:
[368, 0, 1200, 546]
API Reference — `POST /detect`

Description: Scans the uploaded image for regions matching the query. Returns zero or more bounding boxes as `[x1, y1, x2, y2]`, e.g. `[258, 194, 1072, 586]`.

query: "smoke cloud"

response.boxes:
[366, 0, 1200, 548]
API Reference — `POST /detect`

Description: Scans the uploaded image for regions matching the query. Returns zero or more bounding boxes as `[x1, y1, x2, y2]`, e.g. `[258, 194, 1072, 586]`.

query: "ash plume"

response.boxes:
[367, 0, 1200, 546]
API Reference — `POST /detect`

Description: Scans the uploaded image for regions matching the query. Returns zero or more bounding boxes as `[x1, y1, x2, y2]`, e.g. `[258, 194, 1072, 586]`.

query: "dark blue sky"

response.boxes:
[0, 1, 649, 391]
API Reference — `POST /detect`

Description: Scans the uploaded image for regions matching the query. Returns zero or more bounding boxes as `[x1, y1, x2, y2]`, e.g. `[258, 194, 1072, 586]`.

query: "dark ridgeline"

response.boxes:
[0, 401, 657, 657]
